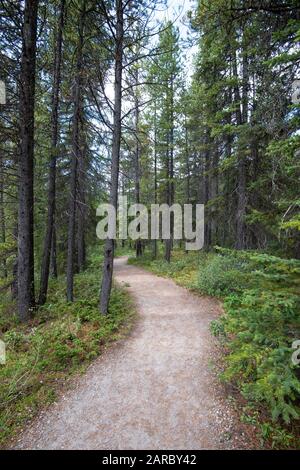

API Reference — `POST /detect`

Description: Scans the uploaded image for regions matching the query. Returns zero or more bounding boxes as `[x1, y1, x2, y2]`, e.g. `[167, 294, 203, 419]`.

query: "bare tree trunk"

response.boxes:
[66, 2, 85, 302]
[51, 224, 58, 278]
[209, 142, 219, 245]
[233, 48, 247, 250]
[204, 138, 211, 250]
[134, 68, 142, 258]
[185, 116, 191, 205]
[165, 134, 171, 262]
[17, 0, 39, 322]
[120, 175, 126, 248]
[0, 152, 7, 278]
[165, 78, 174, 263]
[100, 0, 124, 315]
[77, 124, 87, 271]
[152, 102, 158, 259]
[11, 221, 18, 300]
[39, 0, 65, 305]
[223, 82, 233, 246]
[200, 127, 211, 250]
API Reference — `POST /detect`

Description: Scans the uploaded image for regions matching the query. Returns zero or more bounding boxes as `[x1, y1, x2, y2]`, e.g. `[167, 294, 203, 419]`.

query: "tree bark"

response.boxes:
[152, 102, 158, 259]
[165, 77, 174, 263]
[17, 0, 39, 321]
[100, 0, 124, 315]
[185, 116, 191, 205]
[77, 123, 87, 271]
[164, 133, 171, 262]
[233, 48, 247, 250]
[11, 221, 18, 300]
[66, 2, 85, 302]
[51, 224, 58, 278]
[134, 67, 142, 258]
[38, 0, 65, 305]
[204, 133, 211, 250]
[209, 145, 219, 246]
[0, 152, 7, 278]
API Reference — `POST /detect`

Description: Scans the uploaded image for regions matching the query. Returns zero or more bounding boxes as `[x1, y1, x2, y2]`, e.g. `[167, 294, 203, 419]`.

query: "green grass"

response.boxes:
[0, 249, 136, 448]
[129, 245, 300, 449]
[128, 248, 201, 288]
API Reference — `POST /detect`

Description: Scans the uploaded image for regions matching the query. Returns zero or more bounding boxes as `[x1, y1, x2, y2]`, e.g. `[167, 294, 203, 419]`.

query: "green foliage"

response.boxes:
[0, 241, 16, 261]
[0, 251, 135, 447]
[211, 253, 299, 431]
[222, 289, 300, 424]
[197, 254, 251, 297]
[210, 318, 225, 338]
[133, 247, 300, 445]
[129, 249, 200, 287]
[259, 421, 294, 449]
[201, 248, 300, 426]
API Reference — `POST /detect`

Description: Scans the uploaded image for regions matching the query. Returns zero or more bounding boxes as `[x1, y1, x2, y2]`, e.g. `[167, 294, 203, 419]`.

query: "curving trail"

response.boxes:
[13, 257, 255, 450]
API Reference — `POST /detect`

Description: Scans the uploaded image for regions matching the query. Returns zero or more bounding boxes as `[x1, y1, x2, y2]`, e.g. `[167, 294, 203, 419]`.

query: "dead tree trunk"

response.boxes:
[17, 0, 39, 321]
[39, 0, 65, 305]
[100, 0, 124, 315]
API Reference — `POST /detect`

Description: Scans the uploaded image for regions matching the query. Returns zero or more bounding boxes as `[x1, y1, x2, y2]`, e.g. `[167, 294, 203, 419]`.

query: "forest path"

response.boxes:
[13, 257, 254, 450]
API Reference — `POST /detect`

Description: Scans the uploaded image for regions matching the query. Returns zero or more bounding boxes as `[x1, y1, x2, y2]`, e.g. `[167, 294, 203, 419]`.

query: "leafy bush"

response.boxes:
[197, 254, 251, 297]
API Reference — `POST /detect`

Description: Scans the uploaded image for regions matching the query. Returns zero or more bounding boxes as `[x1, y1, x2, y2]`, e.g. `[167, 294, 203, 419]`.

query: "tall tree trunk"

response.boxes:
[11, 221, 18, 300]
[38, 0, 65, 305]
[66, 2, 85, 302]
[223, 83, 233, 246]
[233, 46, 248, 250]
[17, 0, 39, 321]
[233, 49, 247, 250]
[209, 122, 219, 246]
[185, 116, 191, 205]
[165, 134, 171, 262]
[152, 102, 158, 259]
[204, 141, 211, 249]
[0, 152, 7, 278]
[51, 224, 58, 278]
[100, 0, 124, 315]
[77, 124, 87, 271]
[120, 175, 126, 248]
[165, 78, 174, 262]
[201, 128, 211, 250]
[134, 68, 142, 258]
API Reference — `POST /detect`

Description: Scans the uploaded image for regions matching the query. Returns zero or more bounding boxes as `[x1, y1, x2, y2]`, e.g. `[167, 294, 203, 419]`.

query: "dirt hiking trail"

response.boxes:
[12, 257, 255, 450]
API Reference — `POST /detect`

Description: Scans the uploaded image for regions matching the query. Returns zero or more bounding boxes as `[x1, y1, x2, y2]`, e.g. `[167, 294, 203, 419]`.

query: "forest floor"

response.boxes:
[11, 257, 259, 450]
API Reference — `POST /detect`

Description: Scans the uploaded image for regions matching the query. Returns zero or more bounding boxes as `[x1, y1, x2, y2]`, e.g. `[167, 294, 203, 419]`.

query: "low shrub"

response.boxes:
[197, 253, 251, 297]
[131, 246, 300, 445]
[209, 249, 300, 427]
[0, 251, 135, 447]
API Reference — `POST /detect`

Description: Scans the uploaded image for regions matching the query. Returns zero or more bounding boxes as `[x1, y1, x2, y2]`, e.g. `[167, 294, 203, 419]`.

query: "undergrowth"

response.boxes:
[129, 246, 300, 449]
[0, 249, 136, 448]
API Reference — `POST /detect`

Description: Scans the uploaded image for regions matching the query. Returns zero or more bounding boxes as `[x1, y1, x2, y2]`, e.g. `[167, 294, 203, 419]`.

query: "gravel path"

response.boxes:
[12, 257, 255, 450]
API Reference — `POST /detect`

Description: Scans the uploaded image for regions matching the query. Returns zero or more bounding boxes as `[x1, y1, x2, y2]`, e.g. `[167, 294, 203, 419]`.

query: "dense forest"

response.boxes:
[0, 0, 300, 450]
